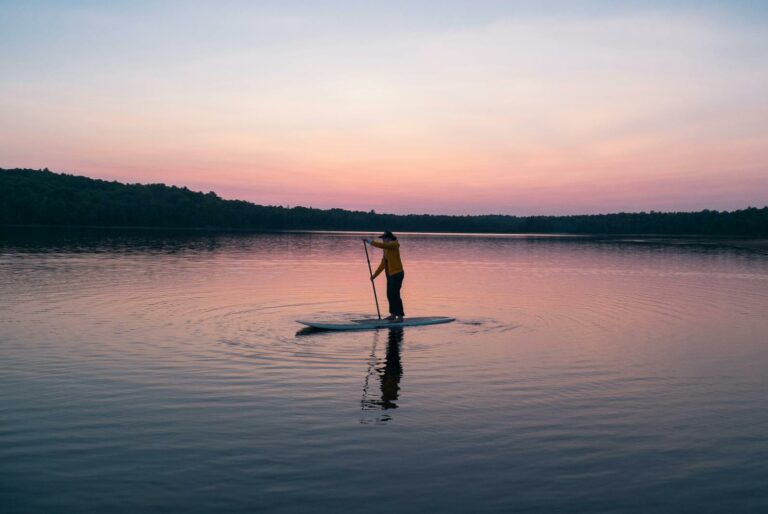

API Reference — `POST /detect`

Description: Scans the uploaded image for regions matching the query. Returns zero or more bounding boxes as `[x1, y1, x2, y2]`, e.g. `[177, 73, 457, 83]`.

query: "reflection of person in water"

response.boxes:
[360, 329, 405, 419]
[379, 329, 404, 409]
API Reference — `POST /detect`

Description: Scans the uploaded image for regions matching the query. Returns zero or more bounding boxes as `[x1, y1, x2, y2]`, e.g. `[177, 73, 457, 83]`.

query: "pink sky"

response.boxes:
[2, 2, 767, 215]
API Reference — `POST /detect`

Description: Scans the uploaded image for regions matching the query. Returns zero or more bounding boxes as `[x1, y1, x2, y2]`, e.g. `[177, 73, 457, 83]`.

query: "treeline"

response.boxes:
[1, 168, 767, 236]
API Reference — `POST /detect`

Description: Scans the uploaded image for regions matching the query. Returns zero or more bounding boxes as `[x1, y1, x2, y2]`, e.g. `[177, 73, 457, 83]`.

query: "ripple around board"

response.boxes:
[455, 317, 524, 334]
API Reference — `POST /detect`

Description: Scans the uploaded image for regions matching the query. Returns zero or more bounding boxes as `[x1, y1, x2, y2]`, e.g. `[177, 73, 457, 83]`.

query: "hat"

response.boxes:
[378, 230, 397, 240]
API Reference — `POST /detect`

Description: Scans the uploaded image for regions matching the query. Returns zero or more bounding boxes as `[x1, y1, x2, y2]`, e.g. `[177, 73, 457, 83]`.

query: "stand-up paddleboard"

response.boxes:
[297, 316, 455, 331]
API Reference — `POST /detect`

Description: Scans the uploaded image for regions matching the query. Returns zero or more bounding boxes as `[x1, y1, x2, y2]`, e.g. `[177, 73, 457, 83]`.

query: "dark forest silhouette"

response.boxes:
[1, 168, 766, 236]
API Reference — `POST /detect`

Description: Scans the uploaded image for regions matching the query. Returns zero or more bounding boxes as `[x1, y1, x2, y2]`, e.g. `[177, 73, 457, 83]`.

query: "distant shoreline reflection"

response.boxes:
[361, 328, 404, 423]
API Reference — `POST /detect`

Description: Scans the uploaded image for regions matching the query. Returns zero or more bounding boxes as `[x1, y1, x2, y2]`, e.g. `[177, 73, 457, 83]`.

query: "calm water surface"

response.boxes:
[1, 230, 767, 513]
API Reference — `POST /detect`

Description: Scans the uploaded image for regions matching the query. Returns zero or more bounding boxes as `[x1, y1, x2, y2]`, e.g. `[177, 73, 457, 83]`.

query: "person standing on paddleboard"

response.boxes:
[363, 231, 405, 322]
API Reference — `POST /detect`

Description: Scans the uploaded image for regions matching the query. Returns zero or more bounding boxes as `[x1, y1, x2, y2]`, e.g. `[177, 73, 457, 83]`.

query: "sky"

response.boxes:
[2, 0, 767, 215]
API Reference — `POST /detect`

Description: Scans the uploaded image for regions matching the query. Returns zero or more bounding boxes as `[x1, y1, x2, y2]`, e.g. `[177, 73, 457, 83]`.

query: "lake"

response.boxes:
[1, 229, 767, 513]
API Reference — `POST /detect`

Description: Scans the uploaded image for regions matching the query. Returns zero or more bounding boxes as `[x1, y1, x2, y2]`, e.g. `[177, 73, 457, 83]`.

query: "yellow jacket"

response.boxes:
[371, 240, 404, 277]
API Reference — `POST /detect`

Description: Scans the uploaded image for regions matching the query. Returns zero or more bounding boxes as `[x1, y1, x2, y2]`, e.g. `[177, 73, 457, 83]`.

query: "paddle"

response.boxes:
[362, 239, 382, 319]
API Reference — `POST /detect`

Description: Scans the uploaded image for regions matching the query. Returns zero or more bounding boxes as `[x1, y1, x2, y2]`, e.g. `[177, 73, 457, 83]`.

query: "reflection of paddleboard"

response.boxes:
[296, 316, 455, 331]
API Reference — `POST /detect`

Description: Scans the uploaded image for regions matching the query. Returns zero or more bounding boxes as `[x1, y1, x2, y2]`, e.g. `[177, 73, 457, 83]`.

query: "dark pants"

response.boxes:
[386, 271, 405, 316]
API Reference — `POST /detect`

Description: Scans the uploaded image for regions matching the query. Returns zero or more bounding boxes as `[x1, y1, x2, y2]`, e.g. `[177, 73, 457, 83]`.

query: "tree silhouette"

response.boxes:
[1, 168, 766, 236]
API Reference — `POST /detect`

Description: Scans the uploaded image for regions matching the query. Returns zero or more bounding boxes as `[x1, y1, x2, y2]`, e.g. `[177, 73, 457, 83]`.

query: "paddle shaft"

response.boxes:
[363, 240, 382, 319]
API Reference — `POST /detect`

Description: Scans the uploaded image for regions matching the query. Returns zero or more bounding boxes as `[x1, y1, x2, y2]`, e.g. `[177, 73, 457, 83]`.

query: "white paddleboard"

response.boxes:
[296, 316, 455, 331]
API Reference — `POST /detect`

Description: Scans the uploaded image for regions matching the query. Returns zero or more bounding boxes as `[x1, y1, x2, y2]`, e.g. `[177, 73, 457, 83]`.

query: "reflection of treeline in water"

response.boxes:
[2, 168, 767, 236]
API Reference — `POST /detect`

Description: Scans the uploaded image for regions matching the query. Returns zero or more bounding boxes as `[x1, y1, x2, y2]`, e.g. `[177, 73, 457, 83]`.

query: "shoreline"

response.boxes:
[2, 224, 767, 254]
